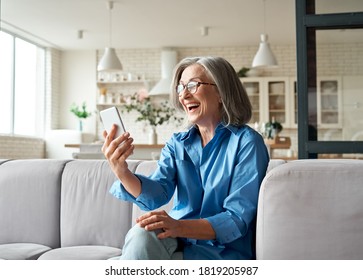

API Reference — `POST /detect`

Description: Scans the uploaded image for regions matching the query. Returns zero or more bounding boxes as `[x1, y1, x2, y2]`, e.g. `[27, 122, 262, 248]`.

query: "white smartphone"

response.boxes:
[99, 106, 126, 139]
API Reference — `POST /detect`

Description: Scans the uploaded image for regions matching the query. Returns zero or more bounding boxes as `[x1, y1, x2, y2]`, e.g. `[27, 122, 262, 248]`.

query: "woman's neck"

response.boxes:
[197, 122, 220, 147]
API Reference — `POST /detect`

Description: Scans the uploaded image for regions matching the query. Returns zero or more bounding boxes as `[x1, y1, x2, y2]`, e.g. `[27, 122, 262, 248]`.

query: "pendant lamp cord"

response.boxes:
[263, 0, 266, 34]
[108, 1, 114, 47]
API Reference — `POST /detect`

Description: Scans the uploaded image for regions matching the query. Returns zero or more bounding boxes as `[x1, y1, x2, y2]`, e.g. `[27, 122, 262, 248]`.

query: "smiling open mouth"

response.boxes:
[186, 103, 200, 111]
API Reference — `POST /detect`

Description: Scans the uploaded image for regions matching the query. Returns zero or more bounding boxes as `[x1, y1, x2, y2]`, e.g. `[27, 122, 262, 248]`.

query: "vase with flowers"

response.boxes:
[123, 90, 183, 144]
[70, 102, 92, 132]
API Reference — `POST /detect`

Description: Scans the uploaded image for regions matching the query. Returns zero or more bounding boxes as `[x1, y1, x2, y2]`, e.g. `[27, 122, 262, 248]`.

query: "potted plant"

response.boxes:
[70, 102, 92, 131]
[123, 91, 183, 144]
[236, 67, 250, 77]
[264, 117, 283, 140]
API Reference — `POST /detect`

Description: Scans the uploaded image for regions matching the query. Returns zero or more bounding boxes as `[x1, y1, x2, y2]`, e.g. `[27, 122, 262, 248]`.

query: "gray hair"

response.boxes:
[170, 56, 252, 127]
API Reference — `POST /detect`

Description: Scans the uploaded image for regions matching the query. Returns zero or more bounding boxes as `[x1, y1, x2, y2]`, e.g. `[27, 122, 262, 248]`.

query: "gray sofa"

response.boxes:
[0, 158, 362, 260]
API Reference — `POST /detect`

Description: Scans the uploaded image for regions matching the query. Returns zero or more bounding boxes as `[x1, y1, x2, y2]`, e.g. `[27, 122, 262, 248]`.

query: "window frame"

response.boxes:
[0, 30, 46, 137]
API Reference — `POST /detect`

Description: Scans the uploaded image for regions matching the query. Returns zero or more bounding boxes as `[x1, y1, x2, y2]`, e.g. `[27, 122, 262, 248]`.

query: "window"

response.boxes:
[0, 30, 45, 137]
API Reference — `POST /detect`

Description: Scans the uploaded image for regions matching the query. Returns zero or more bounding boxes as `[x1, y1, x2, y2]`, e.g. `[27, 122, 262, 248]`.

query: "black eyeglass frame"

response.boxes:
[176, 81, 217, 95]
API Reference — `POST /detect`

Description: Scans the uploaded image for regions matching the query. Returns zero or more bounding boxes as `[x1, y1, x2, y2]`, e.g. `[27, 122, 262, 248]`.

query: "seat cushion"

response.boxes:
[38, 246, 122, 260]
[0, 243, 52, 260]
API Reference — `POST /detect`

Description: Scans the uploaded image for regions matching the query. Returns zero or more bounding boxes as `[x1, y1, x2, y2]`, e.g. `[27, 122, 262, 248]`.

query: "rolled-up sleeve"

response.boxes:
[109, 139, 177, 211]
[206, 212, 244, 244]
[109, 175, 170, 211]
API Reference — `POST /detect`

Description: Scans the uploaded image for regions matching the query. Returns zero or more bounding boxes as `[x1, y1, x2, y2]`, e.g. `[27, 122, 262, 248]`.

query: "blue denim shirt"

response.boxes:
[109, 123, 269, 259]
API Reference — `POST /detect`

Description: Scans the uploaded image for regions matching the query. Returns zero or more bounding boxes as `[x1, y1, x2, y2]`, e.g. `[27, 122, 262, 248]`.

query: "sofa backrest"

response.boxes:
[256, 159, 363, 260]
[59, 160, 140, 249]
[0, 159, 69, 248]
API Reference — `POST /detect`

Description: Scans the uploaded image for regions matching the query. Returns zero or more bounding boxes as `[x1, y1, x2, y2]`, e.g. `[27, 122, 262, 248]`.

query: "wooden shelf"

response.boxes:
[265, 137, 292, 159]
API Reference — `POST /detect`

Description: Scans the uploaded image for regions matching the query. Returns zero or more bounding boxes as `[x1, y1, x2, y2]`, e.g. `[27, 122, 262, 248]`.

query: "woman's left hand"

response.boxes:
[136, 210, 182, 239]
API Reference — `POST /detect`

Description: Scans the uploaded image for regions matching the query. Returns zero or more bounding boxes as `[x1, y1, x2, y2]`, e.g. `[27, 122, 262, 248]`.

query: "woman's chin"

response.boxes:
[187, 114, 198, 124]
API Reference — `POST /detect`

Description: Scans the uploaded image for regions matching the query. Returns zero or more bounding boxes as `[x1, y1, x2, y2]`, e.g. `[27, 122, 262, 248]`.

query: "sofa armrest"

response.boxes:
[256, 159, 363, 260]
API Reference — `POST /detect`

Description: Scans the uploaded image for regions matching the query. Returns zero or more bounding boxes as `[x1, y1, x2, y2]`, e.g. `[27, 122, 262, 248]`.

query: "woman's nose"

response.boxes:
[179, 89, 192, 99]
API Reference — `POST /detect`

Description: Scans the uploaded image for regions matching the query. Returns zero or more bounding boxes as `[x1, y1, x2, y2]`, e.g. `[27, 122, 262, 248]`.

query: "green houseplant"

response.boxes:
[70, 102, 92, 131]
[236, 67, 250, 77]
[264, 117, 283, 139]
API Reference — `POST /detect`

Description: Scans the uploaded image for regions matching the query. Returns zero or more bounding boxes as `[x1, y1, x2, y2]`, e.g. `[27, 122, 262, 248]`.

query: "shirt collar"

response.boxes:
[180, 122, 239, 141]
[215, 123, 239, 135]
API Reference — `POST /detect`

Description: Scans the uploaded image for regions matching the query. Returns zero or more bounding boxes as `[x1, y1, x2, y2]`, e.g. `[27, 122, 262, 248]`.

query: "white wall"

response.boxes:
[59, 50, 97, 137]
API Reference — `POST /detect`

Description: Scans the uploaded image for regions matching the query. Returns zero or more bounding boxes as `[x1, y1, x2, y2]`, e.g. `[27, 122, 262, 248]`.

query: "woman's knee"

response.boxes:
[121, 224, 178, 260]
[125, 224, 160, 245]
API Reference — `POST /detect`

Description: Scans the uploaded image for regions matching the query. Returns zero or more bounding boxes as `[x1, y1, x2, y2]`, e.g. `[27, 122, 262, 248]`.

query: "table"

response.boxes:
[64, 143, 164, 160]
[265, 137, 291, 159]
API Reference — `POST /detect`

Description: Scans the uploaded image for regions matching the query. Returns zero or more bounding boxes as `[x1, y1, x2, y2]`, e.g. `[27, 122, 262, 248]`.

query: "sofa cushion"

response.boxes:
[256, 159, 363, 259]
[60, 160, 136, 250]
[0, 243, 52, 260]
[0, 159, 69, 253]
[38, 245, 122, 260]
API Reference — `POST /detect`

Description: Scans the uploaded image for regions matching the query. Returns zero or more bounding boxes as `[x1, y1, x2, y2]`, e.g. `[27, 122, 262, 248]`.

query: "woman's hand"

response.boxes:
[137, 210, 182, 239]
[137, 210, 217, 240]
[101, 125, 134, 181]
[102, 125, 141, 197]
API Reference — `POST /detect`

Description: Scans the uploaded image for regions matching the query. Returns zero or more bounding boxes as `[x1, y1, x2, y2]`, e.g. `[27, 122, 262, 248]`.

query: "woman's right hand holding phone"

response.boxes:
[102, 124, 134, 174]
[102, 125, 141, 197]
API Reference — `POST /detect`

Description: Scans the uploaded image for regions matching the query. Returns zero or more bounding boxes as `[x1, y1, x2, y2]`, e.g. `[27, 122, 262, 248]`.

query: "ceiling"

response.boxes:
[1, 0, 362, 50]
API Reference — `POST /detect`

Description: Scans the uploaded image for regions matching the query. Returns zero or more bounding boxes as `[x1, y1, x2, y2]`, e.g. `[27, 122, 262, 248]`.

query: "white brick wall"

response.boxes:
[2, 42, 362, 158]
[0, 135, 45, 159]
[96, 45, 298, 142]
[96, 43, 363, 148]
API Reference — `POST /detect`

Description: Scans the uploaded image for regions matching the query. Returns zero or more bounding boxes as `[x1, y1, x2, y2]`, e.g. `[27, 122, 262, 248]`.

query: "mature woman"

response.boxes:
[102, 56, 269, 260]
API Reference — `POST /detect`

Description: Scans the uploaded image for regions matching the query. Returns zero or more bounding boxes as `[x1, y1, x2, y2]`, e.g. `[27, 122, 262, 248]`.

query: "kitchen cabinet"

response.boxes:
[241, 77, 291, 128]
[241, 77, 262, 124]
[241, 76, 342, 129]
[317, 77, 342, 128]
[289, 76, 342, 129]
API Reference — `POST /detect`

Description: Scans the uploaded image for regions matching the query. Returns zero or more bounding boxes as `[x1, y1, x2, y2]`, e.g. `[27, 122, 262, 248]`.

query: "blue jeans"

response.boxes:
[119, 224, 183, 260]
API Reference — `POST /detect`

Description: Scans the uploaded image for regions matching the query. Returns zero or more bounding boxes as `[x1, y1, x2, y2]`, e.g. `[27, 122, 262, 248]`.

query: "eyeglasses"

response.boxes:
[176, 81, 216, 95]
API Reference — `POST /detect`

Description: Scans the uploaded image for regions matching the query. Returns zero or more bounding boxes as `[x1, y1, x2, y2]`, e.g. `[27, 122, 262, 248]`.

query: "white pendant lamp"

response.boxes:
[252, 0, 278, 68]
[252, 34, 278, 68]
[97, 1, 122, 72]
